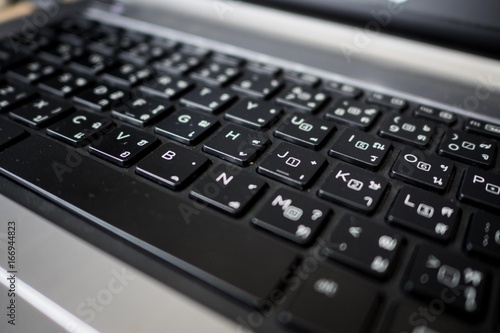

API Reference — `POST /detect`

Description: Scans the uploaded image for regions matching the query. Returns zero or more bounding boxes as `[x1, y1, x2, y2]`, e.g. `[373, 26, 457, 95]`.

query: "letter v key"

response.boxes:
[117, 131, 131, 140]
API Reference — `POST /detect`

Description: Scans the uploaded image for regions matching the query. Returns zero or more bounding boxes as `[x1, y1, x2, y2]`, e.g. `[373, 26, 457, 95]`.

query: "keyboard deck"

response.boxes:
[0, 17, 499, 333]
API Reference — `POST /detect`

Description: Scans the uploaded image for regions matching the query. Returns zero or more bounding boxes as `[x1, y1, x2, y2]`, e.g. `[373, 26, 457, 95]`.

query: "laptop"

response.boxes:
[1, 0, 499, 332]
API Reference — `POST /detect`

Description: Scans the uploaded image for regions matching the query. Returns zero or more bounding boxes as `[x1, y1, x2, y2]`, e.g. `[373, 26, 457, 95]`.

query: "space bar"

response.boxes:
[0, 136, 296, 305]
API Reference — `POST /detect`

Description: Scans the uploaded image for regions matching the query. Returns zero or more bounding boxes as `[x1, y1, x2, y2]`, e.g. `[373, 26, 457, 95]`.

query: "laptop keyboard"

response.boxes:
[0, 17, 499, 333]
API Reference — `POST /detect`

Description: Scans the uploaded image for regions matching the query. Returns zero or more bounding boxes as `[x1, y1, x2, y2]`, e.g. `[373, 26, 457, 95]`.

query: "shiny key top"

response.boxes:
[458, 168, 500, 211]
[387, 187, 460, 242]
[190, 163, 267, 216]
[438, 130, 497, 168]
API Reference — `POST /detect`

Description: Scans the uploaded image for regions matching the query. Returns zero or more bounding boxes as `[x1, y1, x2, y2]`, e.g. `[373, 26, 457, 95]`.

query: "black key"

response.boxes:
[324, 81, 362, 98]
[403, 246, 490, 320]
[464, 118, 500, 140]
[203, 124, 269, 166]
[387, 187, 460, 242]
[0, 118, 26, 150]
[38, 71, 90, 98]
[0, 81, 36, 112]
[119, 42, 165, 66]
[180, 86, 236, 113]
[414, 105, 457, 126]
[180, 44, 210, 58]
[9, 97, 72, 128]
[251, 189, 330, 245]
[151, 36, 178, 50]
[102, 62, 152, 88]
[318, 163, 388, 214]
[73, 85, 126, 112]
[140, 74, 193, 100]
[4, 34, 50, 54]
[385, 302, 477, 333]
[284, 71, 320, 87]
[391, 147, 455, 192]
[247, 62, 281, 76]
[56, 19, 97, 44]
[190, 164, 267, 216]
[39, 42, 84, 64]
[70, 51, 112, 76]
[121, 31, 148, 44]
[112, 95, 172, 127]
[1, 44, 25, 69]
[438, 130, 497, 168]
[280, 264, 379, 333]
[47, 111, 114, 147]
[329, 129, 391, 170]
[213, 53, 244, 66]
[89, 126, 159, 166]
[0, 136, 296, 306]
[325, 100, 379, 130]
[366, 92, 408, 111]
[191, 62, 240, 86]
[258, 143, 327, 189]
[87, 30, 135, 56]
[136, 143, 210, 190]
[154, 52, 202, 75]
[232, 72, 282, 98]
[324, 215, 402, 278]
[7, 60, 56, 84]
[465, 211, 500, 262]
[458, 168, 500, 211]
[275, 113, 334, 149]
[276, 85, 328, 113]
[379, 114, 434, 147]
[155, 109, 219, 145]
[224, 98, 281, 130]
